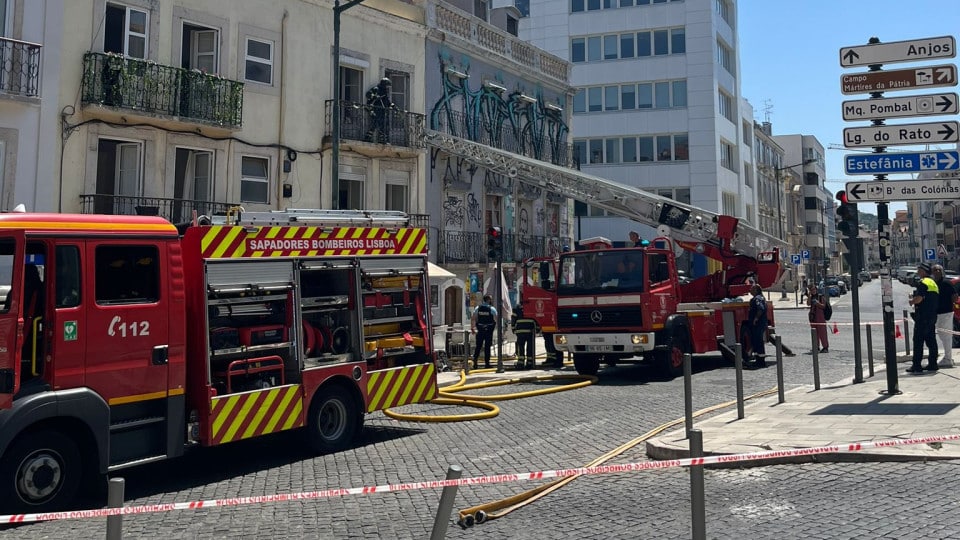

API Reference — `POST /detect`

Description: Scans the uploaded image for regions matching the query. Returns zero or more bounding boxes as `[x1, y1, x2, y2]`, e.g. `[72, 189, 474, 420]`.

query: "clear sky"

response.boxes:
[738, 0, 960, 215]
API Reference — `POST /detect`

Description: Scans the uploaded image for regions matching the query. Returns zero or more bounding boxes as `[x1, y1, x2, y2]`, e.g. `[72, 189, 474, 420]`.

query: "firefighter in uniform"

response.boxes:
[471, 295, 497, 369]
[512, 305, 538, 370]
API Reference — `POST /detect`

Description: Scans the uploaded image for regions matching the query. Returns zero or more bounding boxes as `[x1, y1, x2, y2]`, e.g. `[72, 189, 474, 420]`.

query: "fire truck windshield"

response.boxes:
[558, 251, 644, 294]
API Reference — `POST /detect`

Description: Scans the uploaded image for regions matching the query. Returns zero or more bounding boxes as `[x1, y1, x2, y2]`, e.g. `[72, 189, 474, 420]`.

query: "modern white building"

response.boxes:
[519, 0, 758, 274]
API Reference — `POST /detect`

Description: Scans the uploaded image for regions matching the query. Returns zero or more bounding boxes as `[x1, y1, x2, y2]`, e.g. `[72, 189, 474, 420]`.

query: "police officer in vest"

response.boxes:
[471, 295, 497, 369]
[907, 262, 940, 373]
[512, 305, 538, 370]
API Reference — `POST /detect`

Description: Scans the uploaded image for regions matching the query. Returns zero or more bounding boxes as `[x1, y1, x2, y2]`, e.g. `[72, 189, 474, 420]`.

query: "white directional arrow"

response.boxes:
[937, 67, 954, 83]
[941, 153, 958, 168]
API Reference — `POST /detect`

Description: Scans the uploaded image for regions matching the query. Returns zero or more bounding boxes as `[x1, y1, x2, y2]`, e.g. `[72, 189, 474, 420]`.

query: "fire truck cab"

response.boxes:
[0, 210, 438, 514]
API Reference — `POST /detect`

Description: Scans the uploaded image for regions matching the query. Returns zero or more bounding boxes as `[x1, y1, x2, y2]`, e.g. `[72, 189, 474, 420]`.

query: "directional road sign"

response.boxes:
[801, 249, 810, 261]
[791, 254, 801, 265]
[842, 121, 958, 148]
[938, 244, 949, 258]
[842, 92, 958, 121]
[844, 150, 960, 175]
[840, 36, 955, 68]
[845, 178, 960, 202]
[925, 248, 937, 261]
[840, 64, 956, 95]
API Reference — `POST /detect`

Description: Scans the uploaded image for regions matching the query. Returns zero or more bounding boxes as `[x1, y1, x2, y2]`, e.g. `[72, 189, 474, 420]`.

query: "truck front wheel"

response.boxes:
[306, 385, 362, 454]
[1, 430, 83, 513]
[656, 334, 689, 379]
[573, 354, 601, 376]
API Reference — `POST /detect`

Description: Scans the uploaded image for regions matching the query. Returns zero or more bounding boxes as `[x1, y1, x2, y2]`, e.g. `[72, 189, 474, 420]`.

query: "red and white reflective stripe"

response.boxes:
[3, 433, 959, 524]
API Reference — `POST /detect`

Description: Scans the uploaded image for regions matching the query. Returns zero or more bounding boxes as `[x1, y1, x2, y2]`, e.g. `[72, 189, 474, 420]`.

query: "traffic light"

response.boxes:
[835, 190, 859, 237]
[487, 226, 503, 260]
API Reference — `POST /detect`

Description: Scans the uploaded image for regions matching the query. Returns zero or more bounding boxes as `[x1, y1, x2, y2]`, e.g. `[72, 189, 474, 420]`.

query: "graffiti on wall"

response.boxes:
[429, 50, 570, 165]
[443, 195, 465, 228]
[466, 193, 482, 226]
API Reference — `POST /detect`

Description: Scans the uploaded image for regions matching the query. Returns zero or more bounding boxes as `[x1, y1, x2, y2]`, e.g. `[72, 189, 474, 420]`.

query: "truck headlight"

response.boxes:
[631, 334, 647, 344]
[555, 335, 567, 345]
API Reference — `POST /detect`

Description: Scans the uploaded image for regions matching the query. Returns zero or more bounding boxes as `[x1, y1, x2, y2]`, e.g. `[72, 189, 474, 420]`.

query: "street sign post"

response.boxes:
[801, 249, 810, 261]
[842, 121, 958, 148]
[844, 150, 959, 175]
[938, 244, 948, 258]
[840, 64, 956, 95]
[924, 248, 937, 261]
[842, 92, 958, 121]
[845, 178, 960, 202]
[840, 36, 955, 67]
[791, 254, 801, 265]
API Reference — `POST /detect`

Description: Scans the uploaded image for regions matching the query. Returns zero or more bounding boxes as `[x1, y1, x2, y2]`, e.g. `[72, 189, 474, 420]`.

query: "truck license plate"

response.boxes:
[586, 345, 609, 352]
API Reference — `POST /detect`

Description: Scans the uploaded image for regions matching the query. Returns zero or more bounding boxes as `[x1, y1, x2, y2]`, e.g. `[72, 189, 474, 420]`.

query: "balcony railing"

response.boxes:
[0, 37, 41, 97]
[80, 194, 238, 224]
[438, 230, 571, 265]
[81, 52, 244, 128]
[431, 108, 578, 169]
[324, 100, 425, 149]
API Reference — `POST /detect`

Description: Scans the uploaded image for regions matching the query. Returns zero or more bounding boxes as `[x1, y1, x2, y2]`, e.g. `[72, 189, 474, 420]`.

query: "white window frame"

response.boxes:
[240, 155, 270, 204]
[187, 25, 219, 74]
[383, 171, 409, 213]
[104, 2, 150, 59]
[244, 36, 273, 85]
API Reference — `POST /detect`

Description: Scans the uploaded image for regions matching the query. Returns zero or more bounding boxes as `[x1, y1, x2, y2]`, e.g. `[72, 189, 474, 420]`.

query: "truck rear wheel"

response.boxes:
[306, 385, 362, 454]
[573, 354, 600, 376]
[1, 430, 83, 513]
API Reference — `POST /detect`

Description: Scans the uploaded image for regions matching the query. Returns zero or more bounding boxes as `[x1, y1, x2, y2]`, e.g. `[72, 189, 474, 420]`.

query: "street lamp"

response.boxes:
[331, 0, 366, 210]
[773, 158, 814, 298]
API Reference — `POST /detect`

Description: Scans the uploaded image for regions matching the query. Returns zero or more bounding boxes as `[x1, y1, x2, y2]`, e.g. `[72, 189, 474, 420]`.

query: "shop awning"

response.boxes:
[427, 262, 456, 279]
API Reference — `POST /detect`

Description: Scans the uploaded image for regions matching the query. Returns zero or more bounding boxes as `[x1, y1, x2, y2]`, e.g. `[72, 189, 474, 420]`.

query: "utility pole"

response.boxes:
[331, 0, 366, 209]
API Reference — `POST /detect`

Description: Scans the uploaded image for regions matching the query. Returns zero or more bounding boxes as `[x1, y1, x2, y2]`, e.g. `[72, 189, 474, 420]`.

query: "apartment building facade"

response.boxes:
[519, 0, 759, 268]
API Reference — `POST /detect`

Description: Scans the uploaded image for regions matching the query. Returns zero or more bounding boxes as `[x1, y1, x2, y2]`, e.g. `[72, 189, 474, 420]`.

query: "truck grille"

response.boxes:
[557, 307, 643, 329]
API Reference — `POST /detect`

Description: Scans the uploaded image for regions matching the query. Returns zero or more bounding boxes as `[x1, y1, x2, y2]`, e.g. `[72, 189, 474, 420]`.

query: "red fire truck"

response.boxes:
[522, 202, 784, 377]
[0, 209, 438, 513]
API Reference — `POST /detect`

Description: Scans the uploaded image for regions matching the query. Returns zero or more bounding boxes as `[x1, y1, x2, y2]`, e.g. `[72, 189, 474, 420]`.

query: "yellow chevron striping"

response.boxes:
[366, 369, 394, 412]
[281, 399, 303, 430]
[393, 365, 423, 407]
[240, 387, 282, 440]
[382, 367, 409, 409]
[263, 386, 299, 433]
[211, 394, 242, 439]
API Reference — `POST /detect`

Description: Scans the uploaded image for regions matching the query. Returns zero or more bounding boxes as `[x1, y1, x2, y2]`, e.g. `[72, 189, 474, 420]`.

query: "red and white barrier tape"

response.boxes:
[4, 432, 960, 525]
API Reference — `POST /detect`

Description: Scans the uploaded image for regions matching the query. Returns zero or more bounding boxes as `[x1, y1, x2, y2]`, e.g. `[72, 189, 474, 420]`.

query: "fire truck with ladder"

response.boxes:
[521, 209, 782, 377]
[421, 128, 786, 378]
[0, 209, 439, 513]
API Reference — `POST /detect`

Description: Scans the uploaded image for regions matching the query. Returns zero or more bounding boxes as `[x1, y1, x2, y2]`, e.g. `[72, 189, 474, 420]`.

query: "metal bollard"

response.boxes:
[106, 477, 125, 540]
[688, 429, 706, 540]
[902, 309, 911, 357]
[734, 343, 744, 420]
[866, 324, 874, 377]
[683, 353, 693, 436]
[775, 335, 785, 404]
[430, 465, 464, 540]
[811, 328, 821, 391]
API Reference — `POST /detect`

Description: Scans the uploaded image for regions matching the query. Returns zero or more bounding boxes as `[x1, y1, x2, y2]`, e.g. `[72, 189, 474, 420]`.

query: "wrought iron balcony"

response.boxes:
[81, 52, 243, 128]
[0, 37, 41, 97]
[79, 194, 238, 224]
[438, 230, 571, 265]
[324, 99, 425, 149]
[431, 108, 578, 169]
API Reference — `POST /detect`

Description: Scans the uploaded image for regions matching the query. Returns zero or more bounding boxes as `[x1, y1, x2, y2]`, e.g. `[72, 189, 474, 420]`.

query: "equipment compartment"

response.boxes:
[299, 266, 360, 365]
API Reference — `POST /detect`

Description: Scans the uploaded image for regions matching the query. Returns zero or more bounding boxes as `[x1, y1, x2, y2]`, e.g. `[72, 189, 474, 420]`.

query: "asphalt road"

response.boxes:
[6, 278, 955, 539]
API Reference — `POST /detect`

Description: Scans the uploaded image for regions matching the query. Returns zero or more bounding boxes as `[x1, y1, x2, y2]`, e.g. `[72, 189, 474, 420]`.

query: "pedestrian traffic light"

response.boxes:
[487, 226, 503, 259]
[835, 190, 859, 237]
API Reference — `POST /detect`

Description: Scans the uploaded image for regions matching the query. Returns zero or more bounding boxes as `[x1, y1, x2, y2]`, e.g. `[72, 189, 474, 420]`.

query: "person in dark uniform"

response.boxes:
[907, 263, 940, 373]
[364, 77, 395, 143]
[746, 284, 768, 367]
[471, 295, 497, 369]
[512, 305, 537, 370]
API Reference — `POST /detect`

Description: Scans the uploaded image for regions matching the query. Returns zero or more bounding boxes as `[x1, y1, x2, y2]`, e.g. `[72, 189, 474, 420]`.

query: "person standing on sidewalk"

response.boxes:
[932, 264, 957, 368]
[746, 284, 768, 366]
[807, 283, 828, 353]
[907, 263, 940, 373]
[471, 295, 498, 369]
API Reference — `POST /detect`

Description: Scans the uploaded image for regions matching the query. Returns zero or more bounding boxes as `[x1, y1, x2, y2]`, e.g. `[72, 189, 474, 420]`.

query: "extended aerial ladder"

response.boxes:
[423, 129, 787, 264]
